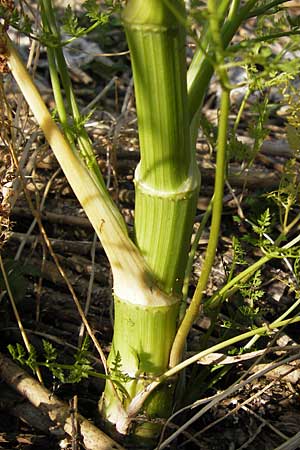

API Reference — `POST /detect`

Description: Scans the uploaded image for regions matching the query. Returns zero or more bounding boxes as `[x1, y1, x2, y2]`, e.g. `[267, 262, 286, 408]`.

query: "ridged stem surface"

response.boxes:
[101, 297, 179, 437]
[102, 0, 200, 436]
[124, 0, 200, 295]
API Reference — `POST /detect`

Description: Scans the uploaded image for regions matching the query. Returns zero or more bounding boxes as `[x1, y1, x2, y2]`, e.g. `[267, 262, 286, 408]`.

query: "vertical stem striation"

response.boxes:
[101, 0, 200, 439]
[124, 0, 200, 295]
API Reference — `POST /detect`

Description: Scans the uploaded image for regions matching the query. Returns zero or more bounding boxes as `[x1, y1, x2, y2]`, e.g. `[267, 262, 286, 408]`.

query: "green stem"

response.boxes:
[206, 227, 300, 311]
[180, 199, 213, 320]
[170, 89, 230, 368]
[40, 2, 68, 128]
[233, 88, 250, 135]
[101, 0, 200, 438]
[41, 0, 106, 190]
[228, 0, 240, 20]
[165, 316, 300, 380]
[247, 0, 290, 18]
[230, 29, 300, 52]
[245, 294, 300, 349]
[101, 297, 180, 436]
[285, 213, 300, 234]
[6, 31, 176, 310]
[123, 0, 200, 295]
[206, 254, 271, 309]
[62, 21, 102, 46]
[188, 0, 257, 128]
[127, 315, 300, 416]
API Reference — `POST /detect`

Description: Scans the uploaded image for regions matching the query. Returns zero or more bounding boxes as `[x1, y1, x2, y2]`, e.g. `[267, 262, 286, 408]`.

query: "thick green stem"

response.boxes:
[101, 297, 180, 437]
[101, 0, 200, 437]
[5, 32, 176, 310]
[124, 0, 200, 295]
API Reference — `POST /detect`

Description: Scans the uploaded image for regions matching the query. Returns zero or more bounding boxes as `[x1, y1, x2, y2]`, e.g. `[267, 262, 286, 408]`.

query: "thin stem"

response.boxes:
[40, 1, 69, 132]
[164, 316, 300, 380]
[188, 0, 257, 127]
[0, 255, 44, 384]
[206, 226, 300, 311]
[41, 0, 106, 190]
[127, 315, 300, 417]
[230, 30, 300, 52]
[283, 233, 300, 249]
[46, 49, 67, 124]
[218, 0, 234, 20]
[44, 45, 77, 147]
[285, 212, 300, 234]
[170, 89, 230, 368]
[207, 0, 225, 60]
[233, 88, 250, 135]
[61, 21, 102, 46]
[180, 199, 213, 320]
[228, 0, 240, 21]
[247, 0, 291, 18]
[208, 255, 271, 309]
[245, 294, 300, 349]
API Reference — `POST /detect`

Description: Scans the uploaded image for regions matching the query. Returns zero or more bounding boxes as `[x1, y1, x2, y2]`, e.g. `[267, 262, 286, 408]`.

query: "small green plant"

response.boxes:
[8, 337, 132, 397]
[8, 337, 97, 383]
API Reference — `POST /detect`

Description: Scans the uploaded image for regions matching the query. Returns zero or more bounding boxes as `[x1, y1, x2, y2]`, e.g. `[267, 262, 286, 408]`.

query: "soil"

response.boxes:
[1, 3, 300, 450]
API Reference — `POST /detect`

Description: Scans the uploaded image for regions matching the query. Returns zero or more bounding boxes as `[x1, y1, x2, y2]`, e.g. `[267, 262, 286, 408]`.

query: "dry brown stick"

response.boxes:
[0, 386, 63, 436]
[0, 352, 124, 450]
[12, 206, 93, 229]
[10, 232, 103, 256]
[261, 140, 300, 161]
[274, 432, 300, 450]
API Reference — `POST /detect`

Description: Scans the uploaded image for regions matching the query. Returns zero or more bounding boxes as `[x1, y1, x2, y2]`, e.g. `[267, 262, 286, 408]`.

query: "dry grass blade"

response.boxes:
[273, 432, 300, 450]
[0, 255, 43, 384]
[157, 352, 300, 449]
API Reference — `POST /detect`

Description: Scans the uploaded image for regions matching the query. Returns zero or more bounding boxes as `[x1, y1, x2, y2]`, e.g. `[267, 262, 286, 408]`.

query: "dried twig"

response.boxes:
[274, 432, 300, 450]
[0, 353, 124, 450]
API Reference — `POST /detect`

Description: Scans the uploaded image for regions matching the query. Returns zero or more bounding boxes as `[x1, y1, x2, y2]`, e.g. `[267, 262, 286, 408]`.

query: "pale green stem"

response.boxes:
[228, 0, 240, 20]
[188, 0, 257, 129]
[170, 89, 230, 368]
[180, 199, 213, 319]
[126, 315, 300, 417]
[41, 0, 105, 190]
[233, 88, 250, 135]
[6, 32, 176, 310]
[165, 316, 300, 380]
[245, 294, 300, 349]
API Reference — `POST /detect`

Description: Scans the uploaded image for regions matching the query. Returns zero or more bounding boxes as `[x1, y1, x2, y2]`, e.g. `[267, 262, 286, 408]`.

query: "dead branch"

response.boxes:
[0, 352, 124, 450]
